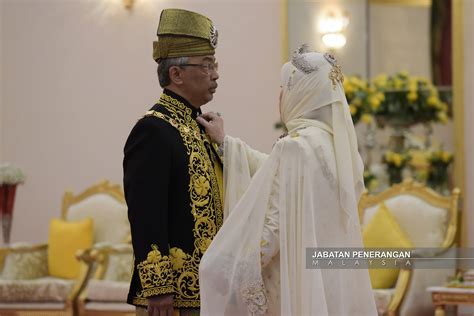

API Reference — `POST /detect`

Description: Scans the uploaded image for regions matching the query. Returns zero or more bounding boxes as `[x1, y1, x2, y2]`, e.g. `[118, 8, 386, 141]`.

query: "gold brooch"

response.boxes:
[324, 53, 344, 89]
[329, 64, 344, 90]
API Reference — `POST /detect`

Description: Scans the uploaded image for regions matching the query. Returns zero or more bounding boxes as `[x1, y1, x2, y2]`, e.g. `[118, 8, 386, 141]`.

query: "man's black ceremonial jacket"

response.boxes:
[123, 89, 223, 308]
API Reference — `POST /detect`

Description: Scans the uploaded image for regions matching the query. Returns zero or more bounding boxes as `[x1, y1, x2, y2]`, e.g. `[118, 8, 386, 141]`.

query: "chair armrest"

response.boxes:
[74, 243, 132, 312]
[69, 246, 106, 302]
[0, 247, 8, 272]
[76, 244, 113, 280]
[387, 269, 412, 316]
[0, 243, 48, 280]
[396, 247, 457, 316]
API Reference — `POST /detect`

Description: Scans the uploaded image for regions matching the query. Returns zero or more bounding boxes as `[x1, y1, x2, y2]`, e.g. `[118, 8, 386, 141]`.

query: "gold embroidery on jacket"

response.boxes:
[136, 245, 174, 297]
[135, 93, 223, 307]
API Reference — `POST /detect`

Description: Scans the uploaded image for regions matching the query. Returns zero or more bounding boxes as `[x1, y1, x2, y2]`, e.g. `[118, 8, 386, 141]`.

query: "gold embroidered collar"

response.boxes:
[161, 89, 202, 120]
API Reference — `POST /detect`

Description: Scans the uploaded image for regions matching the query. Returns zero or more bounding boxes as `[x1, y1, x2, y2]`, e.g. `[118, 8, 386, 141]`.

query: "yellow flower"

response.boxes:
[376, 92, 385, 102]
[385, 151, 404, 167]
[419, 77, 429, 85]
[374, 75, 388, 89]
[374, 74, 388, 82]
[350, 77, 362, 86]
[437, 111, 449, 123]
[194, 176, 210, 196]
[352, 97, 362, 107]
[385, 151, 394, 163]
[427, 96, 439, 107]
[369, 96, 381, 110]
[407, 91, 418, 102]
[170, 247, 188, 270]
[429, 87, 439, 97]
[441, 151, 452, 163]
[344, 82, 355, 95]
[408, 77, 417, 88]
[439, 102, 448, 112]
[399, 71, 409, 77]
[349, 76, 368, 90]
[409, 150, 429, 169]
[392, 153, 402, 167]
[368, 179, 379, 192]
[349, 104, 357, 115]
[361, 114, 373, 124]
[374, 81, 387, 89]
[417, 170, 428, 181]
[393, 78, 403, 90]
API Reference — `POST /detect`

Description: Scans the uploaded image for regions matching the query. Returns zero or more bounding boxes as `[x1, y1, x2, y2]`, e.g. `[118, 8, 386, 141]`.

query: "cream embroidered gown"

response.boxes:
[199, 50, 377, 316]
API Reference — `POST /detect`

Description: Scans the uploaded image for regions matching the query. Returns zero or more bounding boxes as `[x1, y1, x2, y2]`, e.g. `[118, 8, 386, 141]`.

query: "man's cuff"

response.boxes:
[137, 244, 174, 297]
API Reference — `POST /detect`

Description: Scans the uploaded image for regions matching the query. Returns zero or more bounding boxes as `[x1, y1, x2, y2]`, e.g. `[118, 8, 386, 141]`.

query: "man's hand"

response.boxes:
[147, 294, 173, 316]
[197, 112, 225, 145]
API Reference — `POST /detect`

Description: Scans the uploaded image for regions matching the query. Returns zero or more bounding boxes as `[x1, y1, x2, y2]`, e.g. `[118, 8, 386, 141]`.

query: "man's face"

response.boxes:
[179, 55, 219, 107]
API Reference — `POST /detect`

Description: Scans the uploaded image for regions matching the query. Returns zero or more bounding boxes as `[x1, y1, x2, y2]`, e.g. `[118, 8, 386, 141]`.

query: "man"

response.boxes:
[123, 8, 223, 316]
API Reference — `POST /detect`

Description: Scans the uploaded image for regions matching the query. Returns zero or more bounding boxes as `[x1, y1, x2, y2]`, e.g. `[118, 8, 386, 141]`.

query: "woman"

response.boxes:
[197, 46, 377, 316]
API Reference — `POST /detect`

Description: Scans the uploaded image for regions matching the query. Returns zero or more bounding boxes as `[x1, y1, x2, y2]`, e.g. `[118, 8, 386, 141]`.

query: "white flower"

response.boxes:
[0, 163, 26, 185]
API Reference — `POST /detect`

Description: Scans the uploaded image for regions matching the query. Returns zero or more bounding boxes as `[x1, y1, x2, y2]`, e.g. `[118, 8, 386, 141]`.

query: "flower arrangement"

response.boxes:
[0, 163, 25, 243]
[382, 151, 410, 185]
[372, 72, 449, 127]
[427, 149, 453, 192]
[399, 148, 453, 193]
[0, 163, 26, 185]
[343, 72, 449, 128]
[342, 71, 453, 194]
[363, 170, 379, 192]
[407, 149, 431, 182]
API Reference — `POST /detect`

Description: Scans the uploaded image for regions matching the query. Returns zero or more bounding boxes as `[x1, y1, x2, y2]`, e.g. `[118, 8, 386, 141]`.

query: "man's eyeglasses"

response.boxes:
[180, 62, 219, 74]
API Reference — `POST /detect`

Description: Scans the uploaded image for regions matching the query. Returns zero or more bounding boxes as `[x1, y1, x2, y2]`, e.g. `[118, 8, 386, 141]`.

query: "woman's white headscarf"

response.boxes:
[280, 46, 365, 230]
[199, 46, 376, 316]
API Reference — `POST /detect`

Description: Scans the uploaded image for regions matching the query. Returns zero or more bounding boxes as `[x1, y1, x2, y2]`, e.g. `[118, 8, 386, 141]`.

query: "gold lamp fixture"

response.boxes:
[123, 0, 134, 10]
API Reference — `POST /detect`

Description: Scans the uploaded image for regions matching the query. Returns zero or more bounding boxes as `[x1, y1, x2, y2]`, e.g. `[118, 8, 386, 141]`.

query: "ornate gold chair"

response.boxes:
[0, 180, 129, 316]
[358, 179, 460, 316]
[77, 243, 134, 316]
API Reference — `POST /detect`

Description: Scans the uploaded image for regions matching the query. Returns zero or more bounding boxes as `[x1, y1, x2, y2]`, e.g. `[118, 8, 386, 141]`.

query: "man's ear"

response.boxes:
[169, 66, 184, 85]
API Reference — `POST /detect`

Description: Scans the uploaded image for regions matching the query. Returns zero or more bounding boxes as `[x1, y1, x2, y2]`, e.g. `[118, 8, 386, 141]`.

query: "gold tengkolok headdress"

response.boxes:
[153, 9, 218, 62]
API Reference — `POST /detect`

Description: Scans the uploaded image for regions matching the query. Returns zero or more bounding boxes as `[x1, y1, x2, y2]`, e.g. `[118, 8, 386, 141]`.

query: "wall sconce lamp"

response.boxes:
[123, 0, 134, 10]
[319, 11, 349, 49]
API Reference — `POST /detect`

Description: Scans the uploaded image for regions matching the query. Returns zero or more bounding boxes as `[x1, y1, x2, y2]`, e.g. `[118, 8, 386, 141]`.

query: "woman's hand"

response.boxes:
[197, 112, 225, 145]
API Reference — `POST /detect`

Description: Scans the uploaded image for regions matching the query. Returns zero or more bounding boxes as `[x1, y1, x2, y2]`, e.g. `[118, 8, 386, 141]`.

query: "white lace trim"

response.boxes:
[241, 280, 268, 316]
[314, 145, 337, 189]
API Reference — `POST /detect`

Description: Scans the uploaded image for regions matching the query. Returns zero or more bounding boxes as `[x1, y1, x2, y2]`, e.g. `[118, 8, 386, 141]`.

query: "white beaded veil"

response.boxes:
[199, 47, 377, 316]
